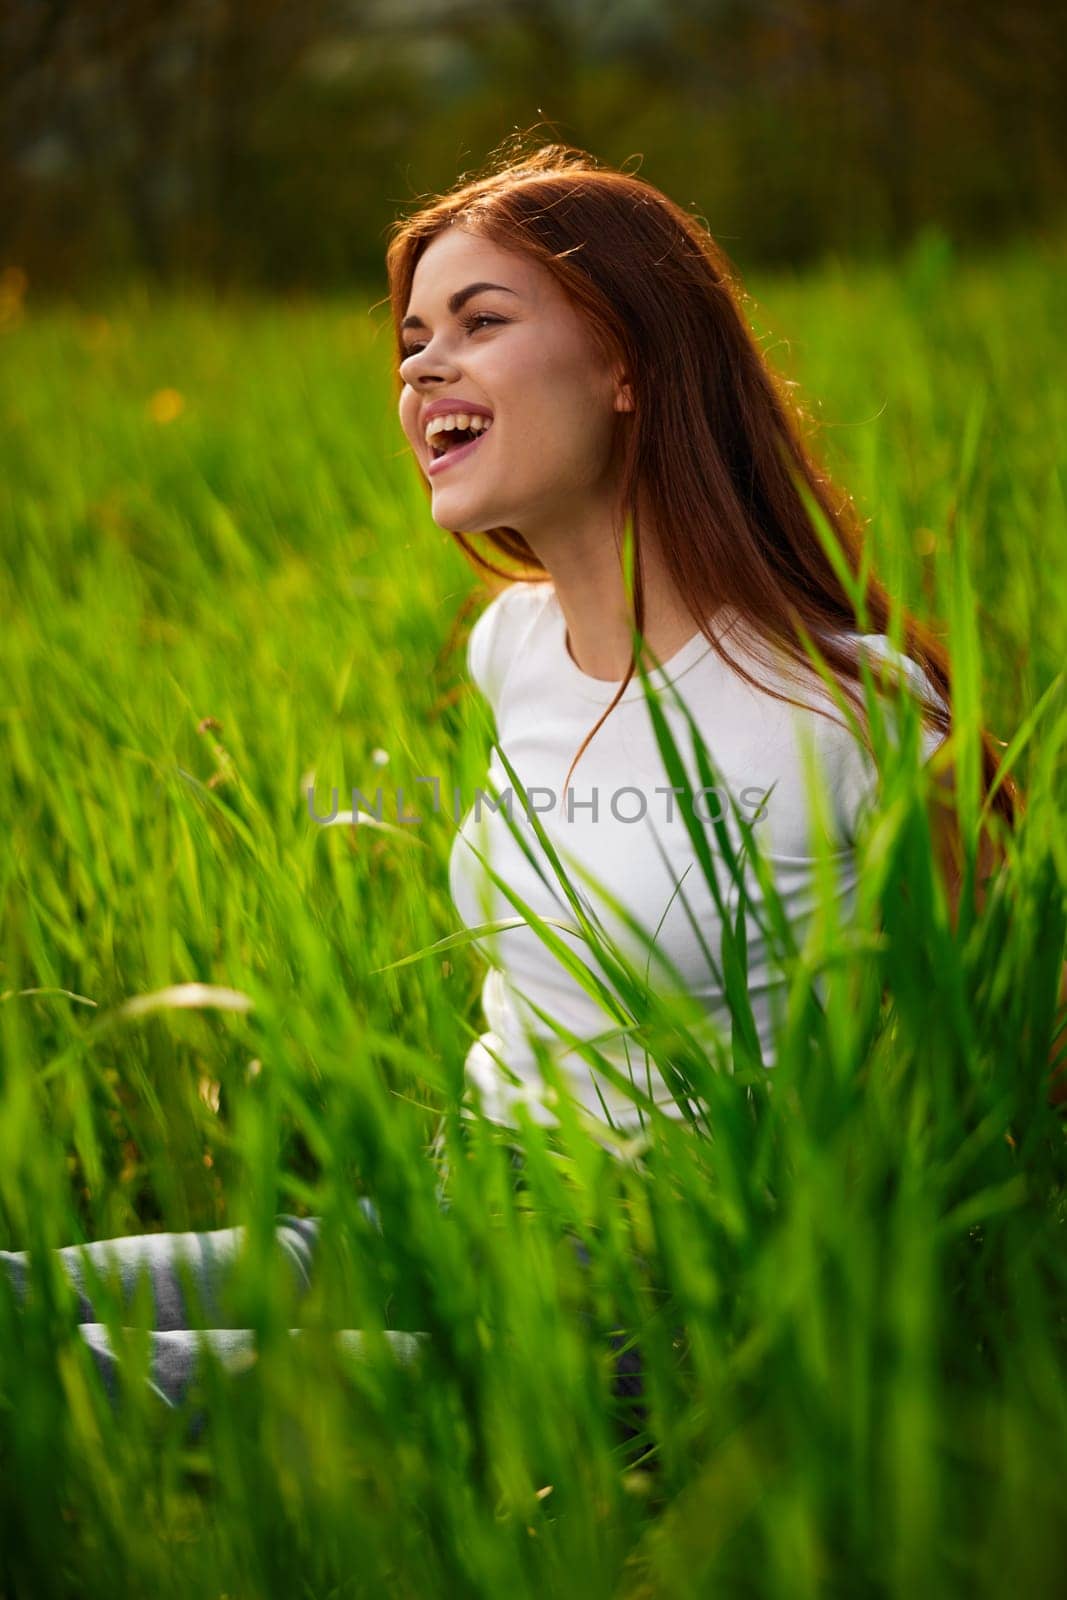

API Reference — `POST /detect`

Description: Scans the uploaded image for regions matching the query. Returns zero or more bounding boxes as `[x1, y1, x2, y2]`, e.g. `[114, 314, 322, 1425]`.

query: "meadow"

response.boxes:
[1, 227, 1066, 1598]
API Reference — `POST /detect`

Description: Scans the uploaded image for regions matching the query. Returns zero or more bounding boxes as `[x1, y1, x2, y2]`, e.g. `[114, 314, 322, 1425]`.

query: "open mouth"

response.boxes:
[426, 418, 493, 478]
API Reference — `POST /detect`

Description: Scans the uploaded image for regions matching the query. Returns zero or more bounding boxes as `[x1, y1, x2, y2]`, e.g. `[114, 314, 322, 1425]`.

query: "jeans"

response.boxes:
[0, 1118, 657, 1452]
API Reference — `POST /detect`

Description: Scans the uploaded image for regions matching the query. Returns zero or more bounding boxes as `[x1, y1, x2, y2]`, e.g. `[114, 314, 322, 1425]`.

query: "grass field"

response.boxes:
[1, 228, 1066, 1598]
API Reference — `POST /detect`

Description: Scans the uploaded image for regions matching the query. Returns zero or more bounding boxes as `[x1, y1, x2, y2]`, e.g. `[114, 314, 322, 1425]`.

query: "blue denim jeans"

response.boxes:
[0, 1119, 657, 1451]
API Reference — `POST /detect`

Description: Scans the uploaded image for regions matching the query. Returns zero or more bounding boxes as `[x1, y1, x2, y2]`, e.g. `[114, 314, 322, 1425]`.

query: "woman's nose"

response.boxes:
[401, 345, 459, 388]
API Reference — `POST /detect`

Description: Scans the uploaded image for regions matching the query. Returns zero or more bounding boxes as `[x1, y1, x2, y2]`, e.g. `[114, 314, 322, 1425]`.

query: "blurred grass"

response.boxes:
[0, 228, 1065, 1598]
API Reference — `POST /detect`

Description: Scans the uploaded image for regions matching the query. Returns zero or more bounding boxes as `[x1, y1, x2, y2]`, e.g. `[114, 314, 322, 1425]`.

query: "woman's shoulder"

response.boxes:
[466, 578, 554, 710]
[768, 628, 947, 713]
[844, 632, 951, 737]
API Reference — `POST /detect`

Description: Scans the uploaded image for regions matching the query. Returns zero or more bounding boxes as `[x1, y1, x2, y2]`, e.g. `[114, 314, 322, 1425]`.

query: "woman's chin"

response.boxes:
[429, 494, 502, 534]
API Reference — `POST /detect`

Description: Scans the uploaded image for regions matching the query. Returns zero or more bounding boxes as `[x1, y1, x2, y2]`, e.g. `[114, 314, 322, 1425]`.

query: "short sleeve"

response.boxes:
[834, 634, 950, 844]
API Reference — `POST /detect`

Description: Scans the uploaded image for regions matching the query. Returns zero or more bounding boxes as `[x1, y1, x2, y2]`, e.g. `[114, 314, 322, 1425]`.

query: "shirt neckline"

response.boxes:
[545, 587, 730, 704]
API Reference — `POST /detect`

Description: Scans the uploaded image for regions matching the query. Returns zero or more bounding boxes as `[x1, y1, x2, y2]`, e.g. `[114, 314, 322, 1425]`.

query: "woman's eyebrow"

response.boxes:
[401, 281, 517, 332]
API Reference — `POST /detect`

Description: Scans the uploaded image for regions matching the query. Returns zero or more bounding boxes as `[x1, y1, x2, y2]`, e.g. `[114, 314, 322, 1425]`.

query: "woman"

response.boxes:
[1, 142, 1047, 1427]
[389, 140, 1025, 1139]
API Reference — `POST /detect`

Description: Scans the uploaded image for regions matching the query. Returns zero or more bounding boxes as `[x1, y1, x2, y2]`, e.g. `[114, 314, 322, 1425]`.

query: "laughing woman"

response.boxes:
[390, 143, 1028, 1136]
[2, 143, 1056, 1424]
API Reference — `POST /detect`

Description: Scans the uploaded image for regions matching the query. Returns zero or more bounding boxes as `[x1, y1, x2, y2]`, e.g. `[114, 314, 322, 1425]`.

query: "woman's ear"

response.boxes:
[613, 370, 635, 413]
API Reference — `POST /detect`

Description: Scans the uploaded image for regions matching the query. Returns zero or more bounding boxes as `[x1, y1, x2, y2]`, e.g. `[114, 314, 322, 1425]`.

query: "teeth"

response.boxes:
[424, 412, 494, 446]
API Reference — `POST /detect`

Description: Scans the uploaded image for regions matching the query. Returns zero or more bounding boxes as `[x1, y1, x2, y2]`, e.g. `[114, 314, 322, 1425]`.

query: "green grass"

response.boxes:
[1, 227, 1066, 1598]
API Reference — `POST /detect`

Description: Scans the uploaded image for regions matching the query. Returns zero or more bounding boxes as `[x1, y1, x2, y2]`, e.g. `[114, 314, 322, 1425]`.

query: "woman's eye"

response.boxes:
[460, 312, 505, 335]
[400, 313, 506, 365]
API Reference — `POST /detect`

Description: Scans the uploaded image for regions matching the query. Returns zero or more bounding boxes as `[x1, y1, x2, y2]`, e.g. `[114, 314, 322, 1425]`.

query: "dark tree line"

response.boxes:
[2, 0, 1064, 294]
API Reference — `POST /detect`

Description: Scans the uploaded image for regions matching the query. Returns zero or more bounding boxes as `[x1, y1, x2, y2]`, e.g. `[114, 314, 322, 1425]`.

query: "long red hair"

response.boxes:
[385, 138, 1021, 842]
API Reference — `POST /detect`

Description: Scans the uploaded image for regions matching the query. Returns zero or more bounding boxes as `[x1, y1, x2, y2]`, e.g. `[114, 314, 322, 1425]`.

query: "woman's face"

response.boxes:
[397, 226, 632, 537]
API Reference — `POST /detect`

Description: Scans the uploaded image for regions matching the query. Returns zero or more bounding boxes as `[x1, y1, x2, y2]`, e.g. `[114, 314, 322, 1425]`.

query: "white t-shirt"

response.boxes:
[447, 580, 948, 1133]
